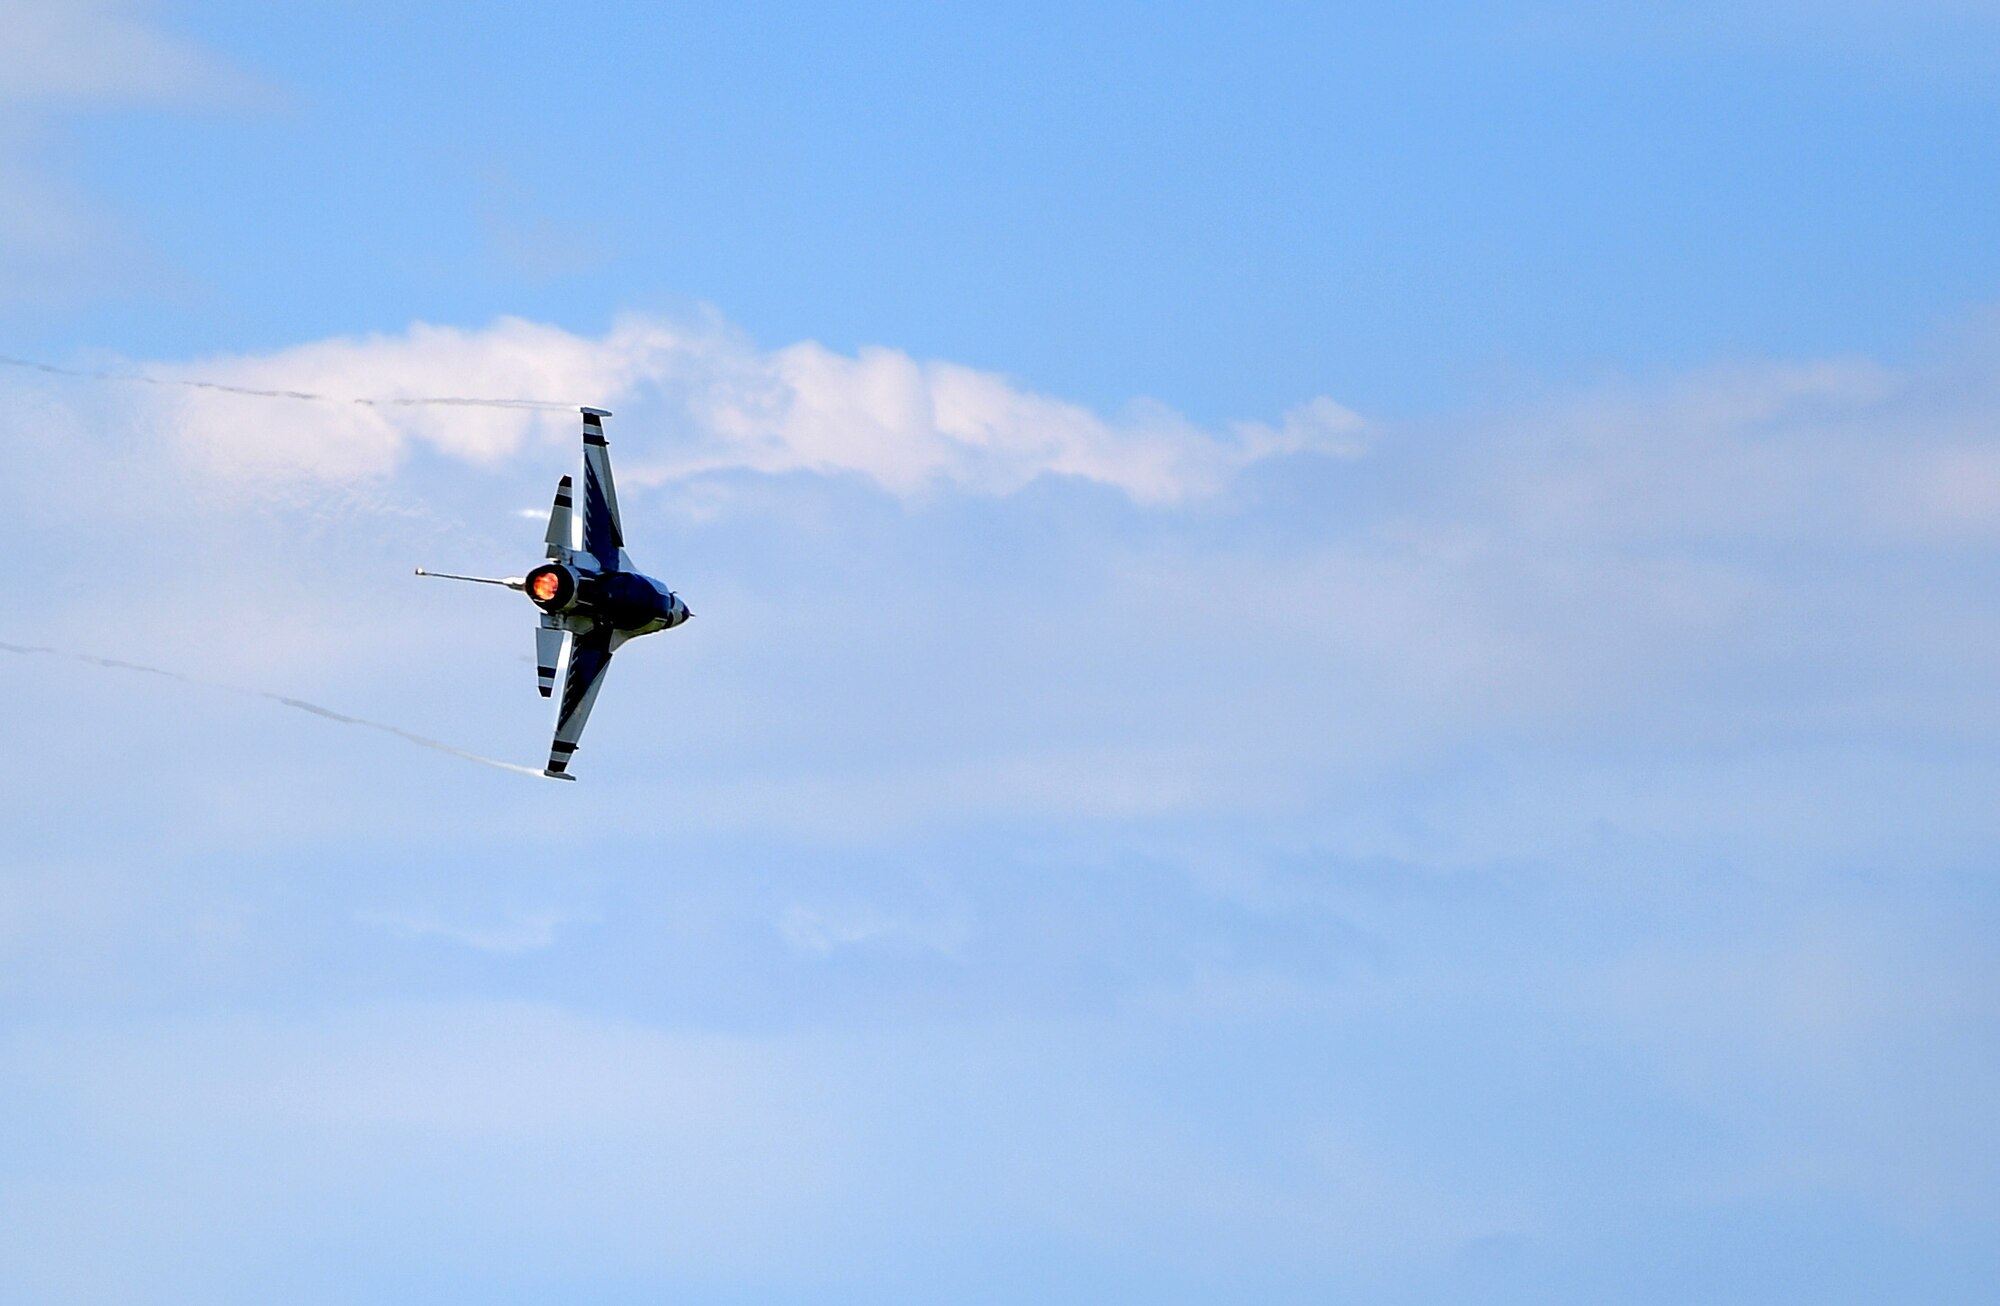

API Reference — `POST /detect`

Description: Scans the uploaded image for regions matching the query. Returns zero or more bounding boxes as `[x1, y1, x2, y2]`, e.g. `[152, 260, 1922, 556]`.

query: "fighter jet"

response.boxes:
[416, 407, 690, 780]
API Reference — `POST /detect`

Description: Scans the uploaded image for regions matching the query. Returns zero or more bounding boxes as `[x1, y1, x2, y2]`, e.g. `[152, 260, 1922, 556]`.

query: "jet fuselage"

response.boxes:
[524, 560, 689, 637]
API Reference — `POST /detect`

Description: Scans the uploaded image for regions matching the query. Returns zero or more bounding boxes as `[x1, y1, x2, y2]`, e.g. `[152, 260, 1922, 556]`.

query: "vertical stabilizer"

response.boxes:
[544, 475, 575, 560]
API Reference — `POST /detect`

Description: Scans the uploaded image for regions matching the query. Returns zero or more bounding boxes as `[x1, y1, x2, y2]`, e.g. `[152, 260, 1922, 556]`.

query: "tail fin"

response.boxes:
[544, 475, 574, 560]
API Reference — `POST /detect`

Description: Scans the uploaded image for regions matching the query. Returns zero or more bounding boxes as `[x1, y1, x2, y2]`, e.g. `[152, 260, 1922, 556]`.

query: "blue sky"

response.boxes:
[4, 3, 2000, 1303]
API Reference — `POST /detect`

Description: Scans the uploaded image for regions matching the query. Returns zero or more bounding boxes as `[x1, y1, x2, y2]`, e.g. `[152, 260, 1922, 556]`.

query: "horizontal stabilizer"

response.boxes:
[535, 619, 566, 698]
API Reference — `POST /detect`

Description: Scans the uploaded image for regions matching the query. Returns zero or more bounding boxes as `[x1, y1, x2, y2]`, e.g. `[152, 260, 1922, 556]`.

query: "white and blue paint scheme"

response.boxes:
[416, 408, 690, 780]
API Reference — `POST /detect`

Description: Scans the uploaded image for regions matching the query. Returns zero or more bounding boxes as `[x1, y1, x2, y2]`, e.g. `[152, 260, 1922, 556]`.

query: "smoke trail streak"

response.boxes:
[0, 353, 577, 412]
[0, 640, 552, 780]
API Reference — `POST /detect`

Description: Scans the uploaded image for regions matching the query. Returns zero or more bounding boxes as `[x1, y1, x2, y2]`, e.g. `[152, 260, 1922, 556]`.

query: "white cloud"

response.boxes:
[152, 313, 1364, 502]
[155, 317, 639, 480]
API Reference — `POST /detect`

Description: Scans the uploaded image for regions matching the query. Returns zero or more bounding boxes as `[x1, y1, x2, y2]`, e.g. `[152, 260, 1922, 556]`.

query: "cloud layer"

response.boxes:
[7, 307, 2000, 1303]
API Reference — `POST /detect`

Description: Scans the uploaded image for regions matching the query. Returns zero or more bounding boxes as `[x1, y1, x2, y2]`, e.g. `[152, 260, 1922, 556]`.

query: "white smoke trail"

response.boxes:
[0, 353, 577, 411]
[0, 640, 552, 780]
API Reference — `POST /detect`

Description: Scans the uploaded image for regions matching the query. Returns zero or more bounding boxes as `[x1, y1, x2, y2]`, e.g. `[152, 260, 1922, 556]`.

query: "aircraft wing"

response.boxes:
[544, 625, 614, 779]
[579, 408, 625, 569]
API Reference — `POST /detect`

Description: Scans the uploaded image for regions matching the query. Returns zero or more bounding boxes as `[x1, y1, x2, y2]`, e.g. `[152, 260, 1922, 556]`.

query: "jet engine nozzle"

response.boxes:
[524, 562, 580, 612]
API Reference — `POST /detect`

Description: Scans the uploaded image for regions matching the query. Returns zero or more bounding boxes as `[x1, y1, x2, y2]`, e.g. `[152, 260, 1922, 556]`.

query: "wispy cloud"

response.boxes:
[778, 901, 968, 959]
[0, 1, 266, 302]
[0, 1, 257, 110]
[357, 907, 587, 955]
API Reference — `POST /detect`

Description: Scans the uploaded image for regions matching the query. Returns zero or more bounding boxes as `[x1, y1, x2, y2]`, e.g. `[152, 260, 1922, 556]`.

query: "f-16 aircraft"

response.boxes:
[416, 407, 690, 780]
